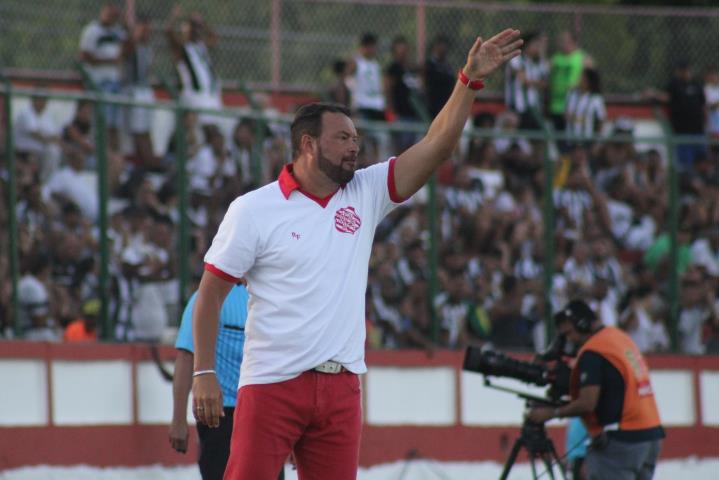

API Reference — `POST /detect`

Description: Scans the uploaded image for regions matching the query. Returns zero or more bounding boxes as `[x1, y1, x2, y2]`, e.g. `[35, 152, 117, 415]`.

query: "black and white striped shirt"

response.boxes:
[565, 90, 606, 139]
[176, 42, 217, 94]
[505, 55, 549, 114]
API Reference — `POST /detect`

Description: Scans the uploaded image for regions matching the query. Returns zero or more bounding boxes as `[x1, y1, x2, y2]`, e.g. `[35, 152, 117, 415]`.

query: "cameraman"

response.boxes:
[528, 299, 664, 480]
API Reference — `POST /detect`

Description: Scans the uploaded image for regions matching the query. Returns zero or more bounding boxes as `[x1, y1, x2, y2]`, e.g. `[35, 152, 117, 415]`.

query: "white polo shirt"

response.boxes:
[204, 158, 403, 387]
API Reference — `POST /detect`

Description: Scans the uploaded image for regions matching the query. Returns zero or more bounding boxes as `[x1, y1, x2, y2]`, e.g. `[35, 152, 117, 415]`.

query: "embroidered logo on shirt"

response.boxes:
[291, 232, 301, 240]
[334, 206, 361, 234]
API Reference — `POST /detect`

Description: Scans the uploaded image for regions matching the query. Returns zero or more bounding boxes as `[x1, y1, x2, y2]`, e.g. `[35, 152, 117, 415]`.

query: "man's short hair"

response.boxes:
[360, 32, 378, 47]
[523, 31, 539, 45]
[332, 59, 347, 76]
[290, 102, 351, 158]
[392, 35, 408, 49]
[430, 35, 449, 49]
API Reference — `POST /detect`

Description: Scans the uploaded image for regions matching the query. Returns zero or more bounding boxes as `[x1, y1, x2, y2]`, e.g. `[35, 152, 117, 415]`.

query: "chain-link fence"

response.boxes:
[2, 1, 719, 95]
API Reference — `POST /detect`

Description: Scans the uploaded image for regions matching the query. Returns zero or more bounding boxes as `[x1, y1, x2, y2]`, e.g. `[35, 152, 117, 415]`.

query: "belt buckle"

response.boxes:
[314, 361, 343, 374]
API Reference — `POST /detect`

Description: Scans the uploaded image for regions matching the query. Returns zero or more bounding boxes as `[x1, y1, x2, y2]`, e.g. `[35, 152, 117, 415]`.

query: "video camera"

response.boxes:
[462, 335, 572, 403]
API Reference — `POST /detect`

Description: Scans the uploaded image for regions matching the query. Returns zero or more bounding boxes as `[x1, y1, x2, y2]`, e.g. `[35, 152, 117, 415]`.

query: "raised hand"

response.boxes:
[463, 29, 523, 81]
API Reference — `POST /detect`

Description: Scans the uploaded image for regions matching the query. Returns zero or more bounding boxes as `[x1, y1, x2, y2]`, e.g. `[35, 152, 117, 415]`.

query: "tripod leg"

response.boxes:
[530, 456, 539, 479]
[499, 439, 524, 480]
[548, 445, 568, 480]
[539, 454, 556, 480]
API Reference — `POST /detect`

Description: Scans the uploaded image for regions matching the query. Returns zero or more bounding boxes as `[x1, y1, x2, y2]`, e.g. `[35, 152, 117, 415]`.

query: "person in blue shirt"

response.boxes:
[566, 417, 589, 480]
[169, 284, 284, 480]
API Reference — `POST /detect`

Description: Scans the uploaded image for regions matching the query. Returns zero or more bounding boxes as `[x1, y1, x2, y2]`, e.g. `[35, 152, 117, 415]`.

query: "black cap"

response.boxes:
[554, 299, 597, 332]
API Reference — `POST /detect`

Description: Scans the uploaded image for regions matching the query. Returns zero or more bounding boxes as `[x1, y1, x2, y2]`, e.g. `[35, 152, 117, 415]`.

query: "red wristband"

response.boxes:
[458, 70, 485, 90]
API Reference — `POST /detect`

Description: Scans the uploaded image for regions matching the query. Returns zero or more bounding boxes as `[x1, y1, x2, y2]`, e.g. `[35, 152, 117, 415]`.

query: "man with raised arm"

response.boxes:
[192, 29, 522, 480]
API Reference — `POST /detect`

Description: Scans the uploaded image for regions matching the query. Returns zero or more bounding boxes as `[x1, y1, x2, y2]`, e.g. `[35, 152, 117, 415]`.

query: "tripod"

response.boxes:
[499, 412, 567, 480]
[480, 379, 568, 480]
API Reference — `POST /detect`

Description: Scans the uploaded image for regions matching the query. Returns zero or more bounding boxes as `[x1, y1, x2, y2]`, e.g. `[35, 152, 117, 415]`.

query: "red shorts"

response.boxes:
[223, 370, 362, 480]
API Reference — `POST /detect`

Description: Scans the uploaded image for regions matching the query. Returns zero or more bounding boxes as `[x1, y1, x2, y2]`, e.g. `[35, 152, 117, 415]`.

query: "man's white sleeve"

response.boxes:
[356, 158, 406, 223]
[79, 24, 97, 53]
[204, 196, 260, 280]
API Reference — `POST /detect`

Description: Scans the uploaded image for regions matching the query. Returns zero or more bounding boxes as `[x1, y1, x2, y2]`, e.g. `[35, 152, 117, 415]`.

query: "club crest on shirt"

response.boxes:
[334, 206, 361, 234]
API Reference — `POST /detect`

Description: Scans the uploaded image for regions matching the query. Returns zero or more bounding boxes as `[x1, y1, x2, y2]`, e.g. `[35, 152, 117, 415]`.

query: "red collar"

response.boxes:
[278, 164, 339, 208]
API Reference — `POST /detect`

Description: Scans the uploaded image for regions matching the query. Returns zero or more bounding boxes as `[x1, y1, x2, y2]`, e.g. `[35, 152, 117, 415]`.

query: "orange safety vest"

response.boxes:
[570, 327, 661, 436]
[63, 319, 98, 342]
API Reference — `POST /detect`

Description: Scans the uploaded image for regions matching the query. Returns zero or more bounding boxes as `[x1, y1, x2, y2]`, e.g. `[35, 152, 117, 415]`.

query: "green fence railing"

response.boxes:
[1, 73, 20, 339]
[0, 83, 708, 351]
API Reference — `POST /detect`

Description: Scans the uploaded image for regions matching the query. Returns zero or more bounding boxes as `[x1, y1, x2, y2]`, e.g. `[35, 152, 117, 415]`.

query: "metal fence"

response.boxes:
[2, 1, 719, 94]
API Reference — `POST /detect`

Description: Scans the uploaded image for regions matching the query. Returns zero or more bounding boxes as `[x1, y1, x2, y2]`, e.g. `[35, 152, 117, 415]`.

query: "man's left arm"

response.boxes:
[528, 351, 603, 423]
[392, 29, 522, 200]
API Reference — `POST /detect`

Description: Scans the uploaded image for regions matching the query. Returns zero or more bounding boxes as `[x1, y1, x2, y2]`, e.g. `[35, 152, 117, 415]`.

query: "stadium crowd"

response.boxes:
[1, 4, 718, 355]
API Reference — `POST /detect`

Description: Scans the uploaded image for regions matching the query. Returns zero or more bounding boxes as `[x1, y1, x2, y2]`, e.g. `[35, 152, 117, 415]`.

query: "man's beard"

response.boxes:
[317, 146, 356, 185]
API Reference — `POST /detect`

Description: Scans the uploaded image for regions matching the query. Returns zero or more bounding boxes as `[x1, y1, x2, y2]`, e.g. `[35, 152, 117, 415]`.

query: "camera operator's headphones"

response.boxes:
[554, 299, 596, 333]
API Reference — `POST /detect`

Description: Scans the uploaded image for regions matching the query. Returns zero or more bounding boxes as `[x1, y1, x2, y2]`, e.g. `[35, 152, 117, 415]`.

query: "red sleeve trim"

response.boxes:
[387, 157, 406, 203]
[204, 263, 241, 283]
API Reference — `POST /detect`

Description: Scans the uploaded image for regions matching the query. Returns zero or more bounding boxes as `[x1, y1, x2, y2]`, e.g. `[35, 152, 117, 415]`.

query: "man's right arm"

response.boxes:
[191, 270, 234, 427]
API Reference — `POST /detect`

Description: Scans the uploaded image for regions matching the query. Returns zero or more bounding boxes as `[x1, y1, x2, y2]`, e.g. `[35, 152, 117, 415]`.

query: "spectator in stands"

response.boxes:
[592, 118, 635, 192]
[54, 202, 97, 254]
[19, 253, 60, 341]
[17, 182, 54, 248]
[62, 99, 95, 158]
[691, 226, 719, 277]
[705, 300, 719, 354]
[601, 175, 657, 252]
[565, 68, 606, 142]
[624, 146, 666, 212]
[399, 278, 435, 350]
[64, 298, 99, 342]
[131, 176, 166, 218]
[678, 267, 714, 354]
[347, 32, 388, 163]
[493, 111, 532, 158]
[348, 32, 386, 121]
[704, 65, 719, 146]
[327, 59, 351, 108]
[643, 219, 693, 277]
[60, 98, 127, 188]
[43, 148, 98, 220]
[553, 152, 600, 234]
[385, 35, 421, 153]
[188, 126, 237, 209]
[564, 242, 595, 293]
[444, 165, 484, 218]
[548, 30, 592, 132]
[591, 236, 625, 295]
[424, 35, 455, 118]
[79, 3, 126, 150]
[166, 6, 222, 129]
[488, 275, 533, 349]
[645, 59, 706, 171]
[123, 15, 160, 170]
[14, 94, 62, 182]
[435, 273, 474, 349]
[504, 31, 549, 130]
[166, 111, 202, 164]
[371, 262, 406, 348]
[618, 286, 669, 353]
[117, 211, 172, 342]
[50, 231, 94, 308]
[229, 118, 257, 189]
